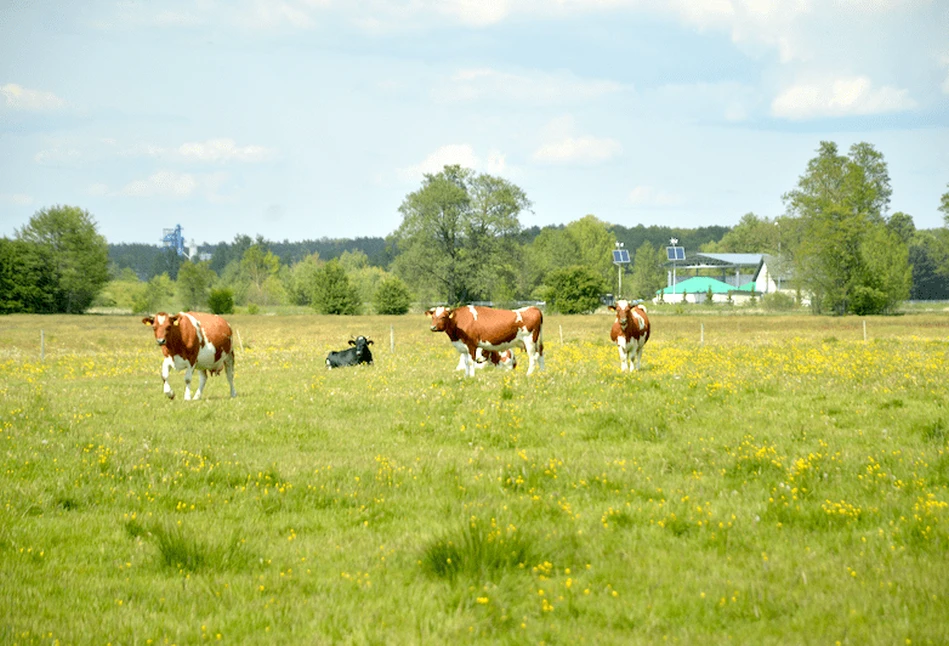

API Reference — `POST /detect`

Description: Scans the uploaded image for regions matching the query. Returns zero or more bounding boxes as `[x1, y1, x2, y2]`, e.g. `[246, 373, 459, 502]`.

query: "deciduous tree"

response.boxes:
[16, 205, 110, 313]
[393, 165, 529, 304]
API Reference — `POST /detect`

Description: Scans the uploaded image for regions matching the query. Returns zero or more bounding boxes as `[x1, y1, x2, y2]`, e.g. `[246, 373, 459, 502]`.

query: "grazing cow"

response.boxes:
[428, 305, 544, 377]
[142, 311, 236, 400]
[326, 336, 374, 369]
[609, 299, 650, 371]
[454, 348, 517, 372]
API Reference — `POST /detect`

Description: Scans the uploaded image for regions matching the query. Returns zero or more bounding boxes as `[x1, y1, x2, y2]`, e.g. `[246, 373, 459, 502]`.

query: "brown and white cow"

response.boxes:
[609, 299, 650, 372]
[142, 311, 237, 400]
[428, 305, 544, 377]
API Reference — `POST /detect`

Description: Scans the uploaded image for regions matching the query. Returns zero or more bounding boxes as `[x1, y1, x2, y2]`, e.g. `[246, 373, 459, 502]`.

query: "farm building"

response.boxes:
[655, 276, 757, 304]
[660, 252, 796, 303]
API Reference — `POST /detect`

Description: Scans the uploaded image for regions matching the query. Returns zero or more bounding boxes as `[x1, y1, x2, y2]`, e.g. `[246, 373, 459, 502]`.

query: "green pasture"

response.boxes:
[1, 312, 948, 645]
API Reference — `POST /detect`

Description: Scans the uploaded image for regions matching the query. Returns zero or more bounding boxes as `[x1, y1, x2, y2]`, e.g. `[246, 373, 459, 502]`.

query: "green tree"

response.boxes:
[133, 273, 175, 314]
[392, 165, 529, 304]
[940, 183, 949, 226]
[177, 260, 217, 310]
[544, 265, 607, 314]
[240, 244, 284, 306]
[525, 216, 615, 293]
[16, 205, 109, 313]
[702, 213, 780, 253]
[373, 275, 413, 315]
[628, 241, 666, 301]
[0, 238, 57, 313]
[208, 288, 235, 315]
[312, 259, 360, 315]
[783, 141, 906, 314]
[287, 253, 321, 306]
[908, 229, 949, 300]
[886, 212, 915, 245]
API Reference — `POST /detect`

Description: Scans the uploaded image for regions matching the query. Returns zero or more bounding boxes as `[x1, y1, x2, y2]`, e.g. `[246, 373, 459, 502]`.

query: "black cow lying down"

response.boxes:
[326, 336, 374, 369]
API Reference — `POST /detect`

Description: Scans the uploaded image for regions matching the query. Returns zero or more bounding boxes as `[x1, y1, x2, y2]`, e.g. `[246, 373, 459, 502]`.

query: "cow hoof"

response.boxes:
[166, 392, 175, 400]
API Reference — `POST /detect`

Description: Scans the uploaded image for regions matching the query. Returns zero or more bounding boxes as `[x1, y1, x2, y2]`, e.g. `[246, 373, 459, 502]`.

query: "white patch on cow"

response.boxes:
[468, 305, 478, 320]
[515, 310, 523, 323]
[157, 314, 167, 326]
[633, 309, 646, 332]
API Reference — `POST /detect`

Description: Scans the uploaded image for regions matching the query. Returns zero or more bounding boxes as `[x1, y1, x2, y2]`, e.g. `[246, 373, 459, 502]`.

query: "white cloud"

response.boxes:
[1, 193, 34, 206]
[627, 185, 685, 207]
[435, 0, 512, 26]
[532, 136, 622, 164]
[434, 67, 623, 105]
[121, 138, 275, 163]
[398, 144, 480, 180]
[176, 138, 276, 163]
[115, 170, 229, 200]
[532, 114, 622, 165]
[1, 83, 66, 111]
[771, 76, 917, 119]
[34, 147, 82, 164]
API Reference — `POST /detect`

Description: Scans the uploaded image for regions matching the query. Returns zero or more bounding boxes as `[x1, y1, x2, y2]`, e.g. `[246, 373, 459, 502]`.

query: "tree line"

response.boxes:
[3, 145, 948, 316]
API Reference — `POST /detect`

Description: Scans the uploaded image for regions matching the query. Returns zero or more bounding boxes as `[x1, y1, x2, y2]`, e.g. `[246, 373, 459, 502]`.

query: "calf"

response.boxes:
[455, 348, 517, 372]
[428, 304, 543, 377]
[609, 299, 650, 371]
[142, 311, 236, 400]
[326, 336, 374, 369]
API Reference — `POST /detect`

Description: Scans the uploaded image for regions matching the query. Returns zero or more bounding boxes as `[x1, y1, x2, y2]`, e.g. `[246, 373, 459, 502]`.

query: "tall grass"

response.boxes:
[1, 312, 948, 644]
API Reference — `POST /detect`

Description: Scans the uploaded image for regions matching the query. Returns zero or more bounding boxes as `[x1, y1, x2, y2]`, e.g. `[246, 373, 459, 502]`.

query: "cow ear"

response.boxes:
[425, 308, 434, 316]
[171, 315, 180, 326]
[608, 305, 616, 312]
[367, 339, 374, 345]
[142, 317, 154, 325]
[348, 339, 356, 346]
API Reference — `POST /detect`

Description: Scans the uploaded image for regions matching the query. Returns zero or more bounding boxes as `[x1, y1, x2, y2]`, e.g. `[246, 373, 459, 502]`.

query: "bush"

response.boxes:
[312, 259, 360, 315]
[850, 285, 889, 315]
[374, 276, 412, 315]
[762, 291, 796, 312]
[544, 265, 607, 314]
[208, 288, 235, 315]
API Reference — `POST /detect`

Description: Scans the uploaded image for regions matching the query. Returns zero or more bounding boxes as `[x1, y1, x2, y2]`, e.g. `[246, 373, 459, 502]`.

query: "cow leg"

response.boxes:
[452, 341, 475, 377]
[225, 353, 237, 398]
[193, 369, 208, 400]
[633, 338, 645, 371]
[183, 365, 195, 400]
[161, 356, 176, 399]
[522, 337, 539, 375]
[617, 336, 630, 371]
[455, 354, 468, 372]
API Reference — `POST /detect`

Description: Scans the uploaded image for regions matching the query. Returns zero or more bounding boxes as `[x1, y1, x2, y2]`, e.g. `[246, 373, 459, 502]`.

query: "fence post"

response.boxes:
[863, 320, 867, 342]
[701, 322, 705, 344]
[390, 325, 395, 353]
[559, 324, 564, 345]
[41, 330, 45, 361]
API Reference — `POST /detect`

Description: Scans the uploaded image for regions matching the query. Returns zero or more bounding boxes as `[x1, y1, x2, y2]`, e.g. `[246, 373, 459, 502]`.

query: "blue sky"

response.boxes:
[2, 0, 948, 246]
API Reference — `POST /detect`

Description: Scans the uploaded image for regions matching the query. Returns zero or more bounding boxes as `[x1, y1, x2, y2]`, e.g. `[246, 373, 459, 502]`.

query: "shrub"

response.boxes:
[544, 265, 607, 314]
[762, 291, 796, 312]
[208, 288, 235, 315]
[374, 275, 412, 315]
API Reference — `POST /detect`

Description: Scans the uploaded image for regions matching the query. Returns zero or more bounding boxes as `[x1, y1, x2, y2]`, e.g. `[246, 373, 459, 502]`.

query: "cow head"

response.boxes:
[608, 300, 632, 326]
[425, 306, 453, 332]
[142, 312, 180, 346]
[349, 335, 373, 361]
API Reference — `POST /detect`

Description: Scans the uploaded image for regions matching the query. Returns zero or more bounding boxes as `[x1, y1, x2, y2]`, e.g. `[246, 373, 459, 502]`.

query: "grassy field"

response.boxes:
[1, 311, 948, 645]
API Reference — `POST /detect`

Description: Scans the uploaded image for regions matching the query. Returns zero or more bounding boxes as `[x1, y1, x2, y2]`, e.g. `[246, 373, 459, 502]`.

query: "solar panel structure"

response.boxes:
[666, 246, 685, 261]
[612, 249, 630, 264]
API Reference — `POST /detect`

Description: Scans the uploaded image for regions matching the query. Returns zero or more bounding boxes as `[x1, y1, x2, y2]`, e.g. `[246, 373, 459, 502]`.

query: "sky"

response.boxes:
[1, 0, 948, 247]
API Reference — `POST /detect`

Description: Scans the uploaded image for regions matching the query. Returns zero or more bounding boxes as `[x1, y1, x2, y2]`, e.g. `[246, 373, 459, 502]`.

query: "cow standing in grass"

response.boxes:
[142, 311, 237, 400]
[609, 299, 650, 372]
[428, 305, 544, 377]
